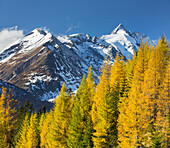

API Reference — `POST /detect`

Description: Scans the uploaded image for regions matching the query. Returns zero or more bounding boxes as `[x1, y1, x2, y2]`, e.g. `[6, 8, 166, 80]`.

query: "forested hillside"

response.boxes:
[0, 37, 169, 148]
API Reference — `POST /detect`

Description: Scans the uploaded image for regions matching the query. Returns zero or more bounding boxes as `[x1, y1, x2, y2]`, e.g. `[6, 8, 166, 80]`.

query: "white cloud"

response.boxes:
[0, 26, 24, 52]
[65, 23, 80, 34]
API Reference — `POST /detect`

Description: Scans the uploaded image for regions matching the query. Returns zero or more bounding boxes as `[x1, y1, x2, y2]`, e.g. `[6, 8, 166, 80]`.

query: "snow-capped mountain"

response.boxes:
[0, 24, 154, 102]
[100, 24, 154, 59]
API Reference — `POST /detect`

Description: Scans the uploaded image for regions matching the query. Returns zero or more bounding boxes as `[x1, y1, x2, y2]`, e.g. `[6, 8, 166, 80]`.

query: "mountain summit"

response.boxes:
[0, 25, 154, 102]
[111, 23, 130, 35]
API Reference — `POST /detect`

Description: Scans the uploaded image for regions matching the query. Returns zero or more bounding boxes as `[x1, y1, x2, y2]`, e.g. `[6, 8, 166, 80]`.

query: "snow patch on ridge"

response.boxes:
[41, 90, 59, 101]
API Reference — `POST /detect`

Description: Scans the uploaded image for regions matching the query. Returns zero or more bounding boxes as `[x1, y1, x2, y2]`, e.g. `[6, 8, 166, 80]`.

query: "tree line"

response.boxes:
[0, 37, 169, 148]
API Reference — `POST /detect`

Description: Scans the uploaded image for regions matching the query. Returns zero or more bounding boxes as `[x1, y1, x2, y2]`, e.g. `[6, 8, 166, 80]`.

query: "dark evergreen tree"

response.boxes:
[67, 100, 84, 148]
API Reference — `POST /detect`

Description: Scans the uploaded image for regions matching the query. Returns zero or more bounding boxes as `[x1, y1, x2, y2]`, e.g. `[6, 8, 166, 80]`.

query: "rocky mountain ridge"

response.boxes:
[0, 24, 154, 103]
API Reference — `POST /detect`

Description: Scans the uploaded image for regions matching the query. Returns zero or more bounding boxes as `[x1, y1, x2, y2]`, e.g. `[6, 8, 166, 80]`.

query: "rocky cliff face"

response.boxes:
[0, 24, 154, 102]
[0, 79, 53, 111]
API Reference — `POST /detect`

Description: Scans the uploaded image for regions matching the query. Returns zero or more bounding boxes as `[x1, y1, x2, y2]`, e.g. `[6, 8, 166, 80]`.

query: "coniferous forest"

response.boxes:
[0, 37, 169, 148]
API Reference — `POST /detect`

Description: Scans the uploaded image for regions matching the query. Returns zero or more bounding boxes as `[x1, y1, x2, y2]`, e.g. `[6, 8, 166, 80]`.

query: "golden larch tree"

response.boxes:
[92, 59, 117, 147]
[118, 42, 152, 147]
[47, 83, 72, 148]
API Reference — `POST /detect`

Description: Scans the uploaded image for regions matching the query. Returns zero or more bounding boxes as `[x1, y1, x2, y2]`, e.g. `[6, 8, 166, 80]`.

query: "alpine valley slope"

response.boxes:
[0, 24, 154, 102]
[0, 79, 53, 111]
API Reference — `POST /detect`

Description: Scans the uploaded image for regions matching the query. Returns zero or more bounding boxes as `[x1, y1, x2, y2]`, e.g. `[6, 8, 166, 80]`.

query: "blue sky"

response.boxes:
[0, 0, 170, 40]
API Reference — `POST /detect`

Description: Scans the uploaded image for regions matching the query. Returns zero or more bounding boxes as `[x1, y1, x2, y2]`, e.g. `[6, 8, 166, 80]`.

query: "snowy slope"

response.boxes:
[100, 24, 154, 59]
[0, 28, 52, 62]
[57, 33, 117, 73]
